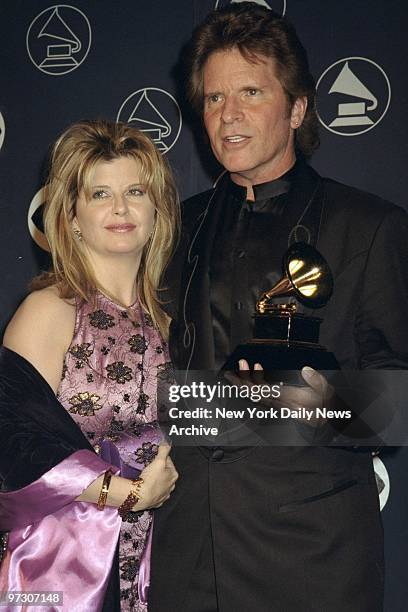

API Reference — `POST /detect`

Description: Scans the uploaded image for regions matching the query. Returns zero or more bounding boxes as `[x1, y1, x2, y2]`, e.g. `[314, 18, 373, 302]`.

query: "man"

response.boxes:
[150, 4, 408, 611]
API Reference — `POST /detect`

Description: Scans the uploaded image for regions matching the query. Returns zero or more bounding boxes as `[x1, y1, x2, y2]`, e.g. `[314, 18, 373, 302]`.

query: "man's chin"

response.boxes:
[213, 148, 249, 171]
[219, 160, 254, 176]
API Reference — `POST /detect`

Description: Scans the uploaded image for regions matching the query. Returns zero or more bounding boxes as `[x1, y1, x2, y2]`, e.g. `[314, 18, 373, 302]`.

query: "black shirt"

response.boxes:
[209, 161, 311, 369]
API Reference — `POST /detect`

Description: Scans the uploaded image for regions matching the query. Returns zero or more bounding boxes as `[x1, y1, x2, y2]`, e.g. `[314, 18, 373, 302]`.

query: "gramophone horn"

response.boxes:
[257, 242, 333, 312]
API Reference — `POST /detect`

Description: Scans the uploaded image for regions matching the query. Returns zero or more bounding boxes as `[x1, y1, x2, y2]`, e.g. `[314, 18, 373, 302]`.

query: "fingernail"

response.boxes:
[254, 363, 263, 370]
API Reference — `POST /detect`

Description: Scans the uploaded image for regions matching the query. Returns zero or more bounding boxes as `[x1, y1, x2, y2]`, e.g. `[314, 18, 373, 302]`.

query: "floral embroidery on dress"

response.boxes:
[57, 293, 169, 612]
[68, 391, 102, 416]
[123, 511, 143, 524]
[88, 309, 115, 330]
[143, 313, 154, 327]
[128, 424, 143, 438]
[120, 588, 130, 601]
[120, 557, 139, 582]
[106, 415, 125, 439]
[128, 334, 148, 354]
[136, 392, 149, 414]
[134, 441, 159, 466]
[157, 361, 174, 384]
[70, 342, 93, 368]
[106, 361, 133, 383]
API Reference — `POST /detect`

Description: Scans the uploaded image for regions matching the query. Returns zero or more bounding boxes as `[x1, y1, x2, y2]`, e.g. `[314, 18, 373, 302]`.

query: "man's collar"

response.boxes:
[253, 160, 299, 200]
[224, 159, 301, 209]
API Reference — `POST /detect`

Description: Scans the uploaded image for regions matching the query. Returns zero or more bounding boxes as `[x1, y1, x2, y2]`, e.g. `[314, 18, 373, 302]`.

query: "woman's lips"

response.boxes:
[104, 224, 136, 232]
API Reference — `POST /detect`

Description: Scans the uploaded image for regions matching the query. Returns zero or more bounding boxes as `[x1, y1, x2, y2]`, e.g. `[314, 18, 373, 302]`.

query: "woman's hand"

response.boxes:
[77, 444, 178, 511]
[136, 444, 178, 510]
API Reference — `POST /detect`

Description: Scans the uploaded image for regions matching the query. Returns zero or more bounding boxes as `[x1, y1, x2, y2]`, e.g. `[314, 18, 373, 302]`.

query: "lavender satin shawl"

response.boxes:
[0, 450, 120, 612]
[0, 348, 163, 610]
[0, 348, 121, 611]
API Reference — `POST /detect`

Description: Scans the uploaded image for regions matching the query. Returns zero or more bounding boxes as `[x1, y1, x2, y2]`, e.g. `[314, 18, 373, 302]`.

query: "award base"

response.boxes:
[221, 312, 339, 384]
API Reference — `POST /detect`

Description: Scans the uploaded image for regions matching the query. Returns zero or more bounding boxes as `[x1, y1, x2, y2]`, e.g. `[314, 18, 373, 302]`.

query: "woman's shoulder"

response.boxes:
[3, 286, 77, 392]
[5, 286, 76, 334]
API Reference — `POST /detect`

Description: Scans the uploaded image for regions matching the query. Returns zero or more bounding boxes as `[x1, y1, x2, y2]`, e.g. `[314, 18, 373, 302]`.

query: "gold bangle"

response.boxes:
[97, 470, 112, 510]
[118, 477, 144, 519]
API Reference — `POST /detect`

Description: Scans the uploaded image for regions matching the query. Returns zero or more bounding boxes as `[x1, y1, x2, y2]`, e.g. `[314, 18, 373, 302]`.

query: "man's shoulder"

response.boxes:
[321, 174, 405, 221]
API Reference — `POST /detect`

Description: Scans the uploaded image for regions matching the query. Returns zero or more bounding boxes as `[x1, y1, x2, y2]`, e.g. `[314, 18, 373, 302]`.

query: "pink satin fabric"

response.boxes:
[0, 450, 121, 612]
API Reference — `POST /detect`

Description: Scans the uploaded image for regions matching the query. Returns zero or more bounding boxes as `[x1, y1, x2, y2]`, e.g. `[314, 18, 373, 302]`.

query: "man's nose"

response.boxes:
[112, 195, 129, 216]
[221, 96, 243, 124]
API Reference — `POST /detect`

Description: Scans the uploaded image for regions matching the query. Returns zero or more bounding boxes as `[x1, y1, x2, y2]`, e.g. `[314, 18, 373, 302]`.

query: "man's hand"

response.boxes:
[225, 359, 334, 427]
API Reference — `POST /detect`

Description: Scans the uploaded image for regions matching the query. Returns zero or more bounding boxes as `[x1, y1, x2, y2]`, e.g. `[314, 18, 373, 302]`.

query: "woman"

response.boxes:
[0, 120, 180, 611]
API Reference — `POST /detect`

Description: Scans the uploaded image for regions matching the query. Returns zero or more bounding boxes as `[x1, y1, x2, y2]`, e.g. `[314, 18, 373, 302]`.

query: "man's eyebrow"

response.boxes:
[241, 82, 269, 90]
[204, 90, 221, 97]
[204, 83, 267, 97]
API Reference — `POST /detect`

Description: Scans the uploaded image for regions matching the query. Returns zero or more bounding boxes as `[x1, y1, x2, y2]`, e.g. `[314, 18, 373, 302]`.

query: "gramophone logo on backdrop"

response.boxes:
[28, 187, 50, 252]
[26, 5, 91, 76]
[373, 456, 390, 511]
[117, 88, 182, 154]
[0, 112, 5, 151]
[214, 0, 286, 15]
[317, 57, 391, 136]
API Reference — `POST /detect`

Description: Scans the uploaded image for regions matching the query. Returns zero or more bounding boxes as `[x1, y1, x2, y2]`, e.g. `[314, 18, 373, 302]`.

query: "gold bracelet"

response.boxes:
[118, 477, 144, 519]
[97, 470, 112, 510]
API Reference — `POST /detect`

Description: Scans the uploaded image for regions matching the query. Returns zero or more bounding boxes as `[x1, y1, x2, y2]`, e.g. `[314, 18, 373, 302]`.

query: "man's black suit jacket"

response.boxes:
[150, 162, 408, 612]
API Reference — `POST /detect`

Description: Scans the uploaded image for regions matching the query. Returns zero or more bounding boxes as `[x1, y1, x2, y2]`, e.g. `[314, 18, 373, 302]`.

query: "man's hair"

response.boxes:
[32, 119, 180, 338]
[186, 1, 319, 156]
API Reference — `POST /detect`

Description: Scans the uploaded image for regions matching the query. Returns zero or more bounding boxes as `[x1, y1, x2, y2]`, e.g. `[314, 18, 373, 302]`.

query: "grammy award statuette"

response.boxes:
[222, 242, 339, 379]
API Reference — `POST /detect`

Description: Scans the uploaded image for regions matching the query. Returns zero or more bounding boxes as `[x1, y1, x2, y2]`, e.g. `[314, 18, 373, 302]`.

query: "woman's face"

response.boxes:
[74, 156, 156, 263]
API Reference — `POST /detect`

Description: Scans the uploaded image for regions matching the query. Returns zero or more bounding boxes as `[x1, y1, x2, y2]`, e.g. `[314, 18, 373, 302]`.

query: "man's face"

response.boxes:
[203, 47, 306, 185]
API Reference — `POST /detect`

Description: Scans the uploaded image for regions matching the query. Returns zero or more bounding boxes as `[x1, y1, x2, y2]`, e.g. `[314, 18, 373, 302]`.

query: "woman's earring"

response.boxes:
[73, 228, 82, 240]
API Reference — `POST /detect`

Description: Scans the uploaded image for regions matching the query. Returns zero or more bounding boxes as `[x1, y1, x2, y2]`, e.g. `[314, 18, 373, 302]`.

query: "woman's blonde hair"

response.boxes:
[32, 119, 180, 338]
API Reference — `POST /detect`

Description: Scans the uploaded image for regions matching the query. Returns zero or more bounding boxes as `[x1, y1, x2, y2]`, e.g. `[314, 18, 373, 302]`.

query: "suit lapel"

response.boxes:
[179, 177, 231, 370]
